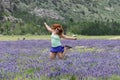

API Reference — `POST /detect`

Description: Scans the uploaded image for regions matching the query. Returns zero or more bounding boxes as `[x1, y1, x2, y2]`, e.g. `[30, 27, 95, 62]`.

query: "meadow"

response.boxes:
[0, 35, 120, 80]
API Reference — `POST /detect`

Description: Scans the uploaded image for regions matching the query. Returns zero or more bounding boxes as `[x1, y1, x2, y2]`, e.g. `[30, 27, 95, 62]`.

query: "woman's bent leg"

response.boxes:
[63, 47, 69, 56]
[58, 46, 71, 59]
[58, 52, 64, 59]
[50, 52, 57, 60]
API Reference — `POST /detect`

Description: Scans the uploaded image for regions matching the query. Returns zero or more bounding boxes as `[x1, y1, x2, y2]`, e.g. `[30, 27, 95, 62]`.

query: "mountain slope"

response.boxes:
[1, 0, 120, 22]
[0, 0, 120, 35]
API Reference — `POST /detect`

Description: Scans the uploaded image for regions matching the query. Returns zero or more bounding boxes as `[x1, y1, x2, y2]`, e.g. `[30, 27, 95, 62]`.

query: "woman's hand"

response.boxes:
[44, 22, 47, 25]
[72, 35, 77, 40]
[73, 37, 77, 40]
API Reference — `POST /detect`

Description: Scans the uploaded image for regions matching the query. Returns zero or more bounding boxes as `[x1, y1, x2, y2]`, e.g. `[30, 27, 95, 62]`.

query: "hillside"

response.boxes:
[1, 0, 120, 22]
[0, 0, 120, 35]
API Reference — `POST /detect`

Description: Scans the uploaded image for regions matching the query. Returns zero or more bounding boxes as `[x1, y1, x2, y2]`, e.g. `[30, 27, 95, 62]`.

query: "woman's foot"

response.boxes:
[64, 45, 72, 49]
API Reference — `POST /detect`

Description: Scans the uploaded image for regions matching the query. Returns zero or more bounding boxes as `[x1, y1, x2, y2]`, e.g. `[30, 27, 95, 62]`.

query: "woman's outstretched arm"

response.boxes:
[44, 22, 53, 32]
[61, 34, 77, 40]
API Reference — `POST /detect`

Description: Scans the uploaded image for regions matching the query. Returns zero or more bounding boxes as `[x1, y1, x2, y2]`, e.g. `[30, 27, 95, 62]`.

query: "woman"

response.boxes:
[44, 22, 77, 59]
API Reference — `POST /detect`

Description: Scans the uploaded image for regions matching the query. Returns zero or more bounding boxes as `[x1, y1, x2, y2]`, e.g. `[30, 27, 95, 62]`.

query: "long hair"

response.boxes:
[51, 24, 63, 35]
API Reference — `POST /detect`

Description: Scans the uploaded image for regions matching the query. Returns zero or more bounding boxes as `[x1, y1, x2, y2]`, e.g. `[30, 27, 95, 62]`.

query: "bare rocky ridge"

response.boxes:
[0, 0, 15, 13]
[32, 8, 64, 20]
[0, 0, 16, 22]
[3, 16, 23, 23]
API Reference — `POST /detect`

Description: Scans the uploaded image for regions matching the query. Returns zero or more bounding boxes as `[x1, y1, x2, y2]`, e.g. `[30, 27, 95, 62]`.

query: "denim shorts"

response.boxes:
[50, 46, 64, 53]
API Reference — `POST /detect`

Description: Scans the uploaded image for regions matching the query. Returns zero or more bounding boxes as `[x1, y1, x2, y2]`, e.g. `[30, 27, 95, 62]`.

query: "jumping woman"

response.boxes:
[44, 22, 77, 60]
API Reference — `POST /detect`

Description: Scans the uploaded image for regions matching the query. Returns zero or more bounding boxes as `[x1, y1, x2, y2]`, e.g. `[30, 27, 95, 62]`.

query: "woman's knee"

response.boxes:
[58, 53, 64, 59]
[50, 53, 56, 59]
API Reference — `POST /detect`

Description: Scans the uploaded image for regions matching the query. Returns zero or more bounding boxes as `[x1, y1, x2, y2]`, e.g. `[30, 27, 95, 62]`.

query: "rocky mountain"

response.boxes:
[0, 0, 21, 22]
[0, 0, 120, 35]
[0, 0, 120, 22]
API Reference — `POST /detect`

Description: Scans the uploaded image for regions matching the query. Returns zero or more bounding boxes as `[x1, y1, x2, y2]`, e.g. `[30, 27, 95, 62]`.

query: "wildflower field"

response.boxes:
[0, 36, 120, 80]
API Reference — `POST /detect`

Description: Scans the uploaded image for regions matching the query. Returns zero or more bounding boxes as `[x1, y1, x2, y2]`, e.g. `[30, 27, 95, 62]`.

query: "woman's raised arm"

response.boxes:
[44, 22, 53, 32]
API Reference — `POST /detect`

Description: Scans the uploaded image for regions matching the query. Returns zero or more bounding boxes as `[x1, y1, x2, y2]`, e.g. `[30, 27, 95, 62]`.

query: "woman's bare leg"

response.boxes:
[58, 47, 70, 59]
[63, 47, 69, 56]
[58, 52, 64, 59]
[50, 52, 57, 60]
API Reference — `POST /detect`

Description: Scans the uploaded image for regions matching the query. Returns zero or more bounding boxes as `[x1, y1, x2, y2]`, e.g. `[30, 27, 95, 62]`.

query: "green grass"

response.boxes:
[0, 35, 50, 41]
[78, 35, 120, 40]
[0, 35, 120, 41]
[74, 46, 97, 53]
[5, 74, 120, 80]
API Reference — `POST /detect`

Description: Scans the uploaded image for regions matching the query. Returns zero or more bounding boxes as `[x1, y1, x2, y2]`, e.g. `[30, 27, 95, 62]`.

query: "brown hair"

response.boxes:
[51, 24, 63, 35]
